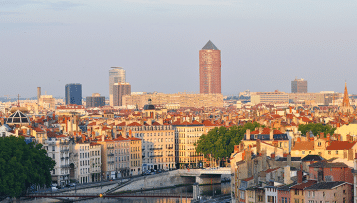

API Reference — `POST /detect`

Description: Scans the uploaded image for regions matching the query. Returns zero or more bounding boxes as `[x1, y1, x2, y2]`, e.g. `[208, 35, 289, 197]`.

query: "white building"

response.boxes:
[45, 134, 70, 186]
[73, 142, 90, 184]
[89, 143, 102, 182]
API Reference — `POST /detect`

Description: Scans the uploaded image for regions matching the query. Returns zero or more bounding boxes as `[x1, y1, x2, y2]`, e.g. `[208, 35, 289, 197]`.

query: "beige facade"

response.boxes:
[125, 124, 175, 171]
[122, 92, 223, 108]
[251, 91, 289, 104]
[39, 95, 56, 110]
[128, 137, 142, 175]
[174, 124, 205, 168]
[89, 143, 101, 182]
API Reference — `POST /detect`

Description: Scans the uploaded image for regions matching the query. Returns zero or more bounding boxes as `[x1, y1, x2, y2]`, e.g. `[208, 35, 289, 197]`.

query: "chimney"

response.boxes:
[256, 139, 261, 155]
[259, 127, 263, 134]
[284, 166, 292, 185]
[287, 153, 291, 166]
[246, 129, 251, 140]
[271, 153, 275, 159]
[101, 134, 104, 141]
[289, 106, 292, 114]
[270, 129, 274, 140]
[320, 132, 324, 139]
[297, 168, 303, 184]
[306, 131, 310, 141]
[234, 145, 240, 153]
[317, 169, 323, 183]
[327, 133, 330, 141]
[347, 134, 351, 142]
[296, 137, 301, 143]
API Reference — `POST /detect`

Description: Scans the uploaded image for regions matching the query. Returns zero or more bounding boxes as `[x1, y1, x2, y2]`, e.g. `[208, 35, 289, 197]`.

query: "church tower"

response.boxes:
[340, 82, 353, 113]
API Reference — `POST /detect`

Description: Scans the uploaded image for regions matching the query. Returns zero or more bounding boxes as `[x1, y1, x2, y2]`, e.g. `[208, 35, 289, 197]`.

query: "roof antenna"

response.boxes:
[17, 94, 20, 107]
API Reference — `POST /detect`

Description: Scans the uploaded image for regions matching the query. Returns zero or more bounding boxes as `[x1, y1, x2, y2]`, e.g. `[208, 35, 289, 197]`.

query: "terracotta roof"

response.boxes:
[243, 176, 254, 181]
[113, 136, 129, 141]
[116, 122, 126, 126]
[264, 167, 280, 173]
[290, 180, 317, 190]
[152, 121, 161, 126]
[90, 143, 101, 146]
[291, 141, 314, 151]
[127, 122, 142, 126]
[326, 141, 357, 150]
[128, 137, 141, 141]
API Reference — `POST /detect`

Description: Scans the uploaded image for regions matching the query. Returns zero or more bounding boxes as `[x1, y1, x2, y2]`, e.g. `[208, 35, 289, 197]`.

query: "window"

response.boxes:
[328, 151, 331, 155]
[336, 151, 338, 155]
[52, 146, 55, 151]
[343, 190, 346, 194]
[302, 151, 305, 154]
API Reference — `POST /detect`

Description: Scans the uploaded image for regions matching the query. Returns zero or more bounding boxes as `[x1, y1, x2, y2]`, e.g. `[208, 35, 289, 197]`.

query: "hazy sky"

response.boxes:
[1, 0, 357, 98]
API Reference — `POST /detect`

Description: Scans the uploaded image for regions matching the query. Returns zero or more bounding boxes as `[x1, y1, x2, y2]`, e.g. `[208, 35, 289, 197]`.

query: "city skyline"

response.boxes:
[1, 0, 357, 98]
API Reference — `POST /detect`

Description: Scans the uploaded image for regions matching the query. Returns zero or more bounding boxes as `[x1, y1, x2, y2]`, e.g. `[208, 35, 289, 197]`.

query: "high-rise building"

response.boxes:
[37, 87, 41, 102]
[113, 83, 131, 106]
[291, 78, 307, 93]
[109, 67, 126, 106]
[65, 83, 82, 105]
[199, 40, 221, 94]
[86, 93, 105, 108]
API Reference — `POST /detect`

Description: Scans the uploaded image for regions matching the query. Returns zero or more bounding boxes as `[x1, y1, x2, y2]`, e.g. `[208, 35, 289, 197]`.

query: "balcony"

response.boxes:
[189, 155, 203, 157]
[107, 161, 115, 164]
[60, 149, 69, 152]
[150, 147, 163, 150]
[47, 142, 56, 146]
[61, 157, 65, 160]
[167, 146, 173, 149]
[168, 154, 173, 157]
[142, 155, 145, 158]
[61, 164, 70, 168]
[107, 146, 114, 149]
[59, 141, 69, 145]
[107, 153, 114, 157]
[142, 148, 145, 151]
[150, 155, 163, 157]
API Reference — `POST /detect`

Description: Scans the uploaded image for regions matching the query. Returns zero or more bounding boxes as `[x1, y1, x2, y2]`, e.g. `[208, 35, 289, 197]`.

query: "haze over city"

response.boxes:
[1, 0, 357, 97]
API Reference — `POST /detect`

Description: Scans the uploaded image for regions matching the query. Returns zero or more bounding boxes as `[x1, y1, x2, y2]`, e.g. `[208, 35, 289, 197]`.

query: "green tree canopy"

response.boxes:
[298, 123, 336, 137]
[195, 122, 262, 161]
[0, 136, 55, 198]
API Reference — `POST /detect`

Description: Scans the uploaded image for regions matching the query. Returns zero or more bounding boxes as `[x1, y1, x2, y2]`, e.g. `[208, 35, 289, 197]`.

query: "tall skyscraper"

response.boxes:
[109, 67, 126, 106]
[86, 93, 105, 108]
[65, 83, 82, 105]
[113, 83, 131, 106]
[199, 40, 221, 94]
[291, 78, 307, 93]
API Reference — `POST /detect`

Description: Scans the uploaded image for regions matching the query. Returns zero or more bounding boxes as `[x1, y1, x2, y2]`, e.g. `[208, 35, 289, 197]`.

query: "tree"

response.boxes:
[195, 122, 262, 164]
[0, 136, 56, 198]
[298, 123, 336, 137]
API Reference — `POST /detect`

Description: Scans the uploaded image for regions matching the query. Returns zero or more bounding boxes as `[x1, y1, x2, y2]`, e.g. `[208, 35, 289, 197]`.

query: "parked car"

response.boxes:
[69, 183, 76, 187]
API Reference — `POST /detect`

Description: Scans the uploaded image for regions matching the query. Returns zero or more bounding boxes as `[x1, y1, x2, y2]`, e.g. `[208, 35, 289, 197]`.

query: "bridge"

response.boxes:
[177, 167, 231, 185]
[25, 192, 193, 199]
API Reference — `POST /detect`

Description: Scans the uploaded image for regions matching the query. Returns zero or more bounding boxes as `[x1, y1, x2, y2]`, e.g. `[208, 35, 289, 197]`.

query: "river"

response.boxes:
[76, 182, 231, 203]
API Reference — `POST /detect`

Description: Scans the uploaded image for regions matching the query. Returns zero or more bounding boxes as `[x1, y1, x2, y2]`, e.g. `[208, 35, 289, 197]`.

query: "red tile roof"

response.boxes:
[128, 122, 142, 126]
[290, 180, 317, 190]
[326, 141, 357, 150]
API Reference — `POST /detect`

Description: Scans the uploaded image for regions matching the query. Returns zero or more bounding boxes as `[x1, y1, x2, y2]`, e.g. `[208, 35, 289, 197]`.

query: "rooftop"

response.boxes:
[202, 40, 219, 50]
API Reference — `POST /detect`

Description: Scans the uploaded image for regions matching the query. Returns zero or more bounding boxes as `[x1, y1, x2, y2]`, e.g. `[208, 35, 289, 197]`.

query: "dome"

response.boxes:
[6, 110, 30, 125]
[143, 104, 155, 110]
[143, 98, 155, 110]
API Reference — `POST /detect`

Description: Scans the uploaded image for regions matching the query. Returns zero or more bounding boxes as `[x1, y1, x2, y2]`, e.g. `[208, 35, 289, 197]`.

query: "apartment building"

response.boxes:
[125, 122, 175, 171]
[73, 142, 91, 184]
[45, 134, 70, 186]
[89, 143, 101, 182]
[128, 137, 143, 175]
[173, 121, 205, 169]
[113, 136, 130, 178]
